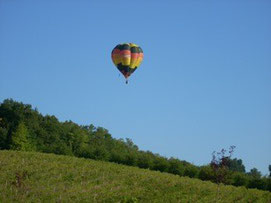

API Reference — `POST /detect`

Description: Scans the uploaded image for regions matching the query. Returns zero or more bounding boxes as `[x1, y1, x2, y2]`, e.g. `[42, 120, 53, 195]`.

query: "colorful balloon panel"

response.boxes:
[111, 43, 143, 79]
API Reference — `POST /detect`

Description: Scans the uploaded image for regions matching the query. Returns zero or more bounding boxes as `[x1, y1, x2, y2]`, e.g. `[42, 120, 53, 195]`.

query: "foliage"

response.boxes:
[10, 122, 33, 151]
[248, 168, 262, 179]
[232, 173, 248, 187]
[210, 146, 235, 184]
[198, 165, 216, 182]
[0, 151, 270, 202]
[0, 126, 8, 150]
[227, 158, 246, 173]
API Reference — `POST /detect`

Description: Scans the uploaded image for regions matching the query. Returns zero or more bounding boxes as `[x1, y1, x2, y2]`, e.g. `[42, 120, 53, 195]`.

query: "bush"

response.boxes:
[232, 173, 248, 187]
[152, 156, 169, 172]
[123, 152, 137, 166]
[184, 165, 199, 178]
[264, 177, 271, 191]
[198, 165, 215, 182]
[168, 158, 185, 176]
[91, 147, 110, 161]
[137, 152, 153, 169]
[247, 178, 266, 190]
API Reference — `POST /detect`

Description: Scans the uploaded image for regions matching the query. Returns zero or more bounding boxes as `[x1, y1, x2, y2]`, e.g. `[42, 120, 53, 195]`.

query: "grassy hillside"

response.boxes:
[0, 151, 270, 202]
[1, 99, 270, 192]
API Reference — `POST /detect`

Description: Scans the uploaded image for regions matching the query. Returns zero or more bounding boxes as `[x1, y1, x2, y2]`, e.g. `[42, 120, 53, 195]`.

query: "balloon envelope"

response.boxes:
[111, 43, 144, 79]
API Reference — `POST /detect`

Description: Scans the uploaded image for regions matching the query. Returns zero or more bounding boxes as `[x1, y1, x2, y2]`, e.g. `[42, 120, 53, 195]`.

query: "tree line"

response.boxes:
[0, 99, 270, 191]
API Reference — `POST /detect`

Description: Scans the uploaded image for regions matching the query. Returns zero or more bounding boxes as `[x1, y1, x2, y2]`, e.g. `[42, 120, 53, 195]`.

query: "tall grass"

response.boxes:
[0, 150, 270, 202]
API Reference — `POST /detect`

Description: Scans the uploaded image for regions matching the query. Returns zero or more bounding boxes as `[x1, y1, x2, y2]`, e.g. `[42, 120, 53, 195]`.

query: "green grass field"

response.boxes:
[0, 150, 270, 202]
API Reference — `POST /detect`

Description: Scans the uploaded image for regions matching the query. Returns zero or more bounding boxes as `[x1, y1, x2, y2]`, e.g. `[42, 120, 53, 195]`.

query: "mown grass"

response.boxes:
[0, 150, 270, 202]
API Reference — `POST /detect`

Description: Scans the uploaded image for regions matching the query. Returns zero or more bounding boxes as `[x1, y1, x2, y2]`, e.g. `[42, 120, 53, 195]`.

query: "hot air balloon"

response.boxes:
[111, 43, 144, 84]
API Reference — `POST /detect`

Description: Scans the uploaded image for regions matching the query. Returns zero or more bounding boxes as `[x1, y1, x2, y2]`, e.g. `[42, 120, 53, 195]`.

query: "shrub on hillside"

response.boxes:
[198, 165, 216, 182]
[151, 156, 170, 172]
[167, 158, 185, 176]
[184, 165, 199, 178]
[136, 151, 153, 169]
[232, 172, 248, 187]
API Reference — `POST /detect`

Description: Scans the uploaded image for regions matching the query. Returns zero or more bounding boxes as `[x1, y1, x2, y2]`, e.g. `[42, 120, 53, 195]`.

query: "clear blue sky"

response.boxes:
[0, 0, 270, 174]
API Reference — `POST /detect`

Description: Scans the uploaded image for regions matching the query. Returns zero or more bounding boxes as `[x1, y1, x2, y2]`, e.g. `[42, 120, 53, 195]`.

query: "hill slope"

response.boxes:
[0, 151, 270, 202]
[1, 99, 270, 192]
